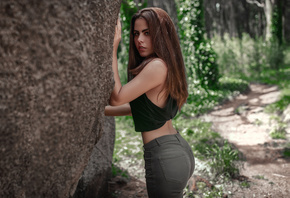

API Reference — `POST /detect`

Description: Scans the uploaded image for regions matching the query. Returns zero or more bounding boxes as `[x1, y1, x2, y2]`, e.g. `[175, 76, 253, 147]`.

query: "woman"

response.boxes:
[105, 7, 195, 198]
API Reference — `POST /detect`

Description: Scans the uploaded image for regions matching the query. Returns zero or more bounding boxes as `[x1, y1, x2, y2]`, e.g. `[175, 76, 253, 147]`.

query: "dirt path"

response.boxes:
[202, 84, 290, 198]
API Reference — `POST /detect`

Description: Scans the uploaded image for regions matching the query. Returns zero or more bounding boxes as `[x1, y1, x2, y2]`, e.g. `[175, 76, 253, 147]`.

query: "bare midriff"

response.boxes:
[141, 120, 177, 145]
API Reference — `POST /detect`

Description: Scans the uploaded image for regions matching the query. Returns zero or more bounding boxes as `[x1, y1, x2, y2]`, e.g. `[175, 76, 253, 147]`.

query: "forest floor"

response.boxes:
[107, 83, 290, 198]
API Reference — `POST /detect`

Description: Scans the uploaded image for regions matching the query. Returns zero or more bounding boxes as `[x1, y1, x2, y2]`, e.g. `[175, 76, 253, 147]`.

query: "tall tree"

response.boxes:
[246, 0, 277, 41]
[284, 0, 290, 43]
[271, 0, 283, 44]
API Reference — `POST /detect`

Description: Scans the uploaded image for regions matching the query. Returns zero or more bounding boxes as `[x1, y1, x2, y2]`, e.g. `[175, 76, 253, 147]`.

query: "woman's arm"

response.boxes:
[104, 103, 131, 116]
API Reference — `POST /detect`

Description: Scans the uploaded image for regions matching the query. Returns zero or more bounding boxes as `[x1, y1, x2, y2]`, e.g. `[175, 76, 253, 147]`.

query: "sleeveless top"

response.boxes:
[129, 93, 178, 132]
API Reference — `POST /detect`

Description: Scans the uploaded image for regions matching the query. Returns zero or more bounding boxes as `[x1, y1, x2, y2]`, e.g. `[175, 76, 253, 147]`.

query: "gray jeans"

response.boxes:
[143, 133, 195, 198]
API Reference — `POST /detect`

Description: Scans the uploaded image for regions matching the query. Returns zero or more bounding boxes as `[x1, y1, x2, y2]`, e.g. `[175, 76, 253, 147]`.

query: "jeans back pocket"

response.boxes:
[158, 154, 190, 183]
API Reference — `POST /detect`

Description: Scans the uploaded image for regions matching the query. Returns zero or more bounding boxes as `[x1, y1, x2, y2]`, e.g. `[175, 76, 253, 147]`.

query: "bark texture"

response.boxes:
[73, 116, 115, 198]
[0, 0, 121, 197]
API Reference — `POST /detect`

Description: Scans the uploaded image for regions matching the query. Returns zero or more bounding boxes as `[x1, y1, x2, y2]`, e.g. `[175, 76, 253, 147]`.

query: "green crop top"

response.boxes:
[129, 93, 178, 132]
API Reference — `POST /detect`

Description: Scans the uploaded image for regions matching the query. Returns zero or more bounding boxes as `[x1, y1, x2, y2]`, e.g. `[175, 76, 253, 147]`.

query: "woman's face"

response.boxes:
[133, 18, 154, 57]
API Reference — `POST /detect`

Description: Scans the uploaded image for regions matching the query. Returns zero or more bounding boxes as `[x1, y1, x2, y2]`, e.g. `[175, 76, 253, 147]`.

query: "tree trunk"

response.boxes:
[284, 0, 290, 43]
[0, 0, 121, 197]
[228, 0, 237, 37]
[265, 0, 274, 40]
[73, 117, 115, 198]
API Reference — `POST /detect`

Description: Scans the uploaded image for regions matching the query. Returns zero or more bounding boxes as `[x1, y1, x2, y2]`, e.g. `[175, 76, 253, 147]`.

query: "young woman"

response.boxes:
[105, 7, 195, 198]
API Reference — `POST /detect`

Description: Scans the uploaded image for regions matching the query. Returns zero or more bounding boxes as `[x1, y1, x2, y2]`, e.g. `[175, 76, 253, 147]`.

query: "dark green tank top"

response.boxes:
[129, 93, 178, 132]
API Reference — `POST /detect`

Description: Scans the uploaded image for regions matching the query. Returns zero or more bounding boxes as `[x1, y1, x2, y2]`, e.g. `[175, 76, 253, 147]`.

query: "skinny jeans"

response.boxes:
[143, 133, 195, 198]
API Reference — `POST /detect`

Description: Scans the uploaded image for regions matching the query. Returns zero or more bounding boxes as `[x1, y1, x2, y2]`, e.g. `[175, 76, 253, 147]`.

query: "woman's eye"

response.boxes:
[134, 32, 139, 36]
[145, 32, 149, 35]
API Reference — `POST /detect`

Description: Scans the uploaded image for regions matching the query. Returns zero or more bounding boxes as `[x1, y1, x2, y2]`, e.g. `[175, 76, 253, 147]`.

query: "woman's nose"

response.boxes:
[138, 34, 144, 43]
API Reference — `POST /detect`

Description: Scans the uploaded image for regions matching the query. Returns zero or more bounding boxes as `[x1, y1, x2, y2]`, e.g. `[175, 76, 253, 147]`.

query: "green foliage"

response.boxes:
[111, 163, 129, 178]
[265, 95, 290, 114]
[270, 127, 287, 139]
[202, 187, 224, 198]
[194, 42, 220, 88]
[218, 77, 249, 92]
[252, 175, 267, 180]
[176, 0, 220, 89]
[283, 147, 290, 158]
[267, 115, 287, 140]
[240, 181, 251, 188]
[113, 116, 144, 173]
[183, 76, 249, 116]
[177, 0, 205, 48]
[184, 184, 224, 198]
[206, 141, 240, 179]
[212, 33, 286, 78]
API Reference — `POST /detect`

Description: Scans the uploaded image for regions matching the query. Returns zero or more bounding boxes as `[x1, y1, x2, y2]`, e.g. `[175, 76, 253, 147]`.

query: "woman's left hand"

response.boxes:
[113, 18, 121, 52]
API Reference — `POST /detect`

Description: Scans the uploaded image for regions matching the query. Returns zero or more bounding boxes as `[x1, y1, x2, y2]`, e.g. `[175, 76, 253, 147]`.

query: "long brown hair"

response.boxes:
[128, 7, 188, 109]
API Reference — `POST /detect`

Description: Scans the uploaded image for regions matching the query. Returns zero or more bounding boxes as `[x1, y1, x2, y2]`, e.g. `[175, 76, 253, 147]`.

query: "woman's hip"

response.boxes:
[143, 133, 195, 197]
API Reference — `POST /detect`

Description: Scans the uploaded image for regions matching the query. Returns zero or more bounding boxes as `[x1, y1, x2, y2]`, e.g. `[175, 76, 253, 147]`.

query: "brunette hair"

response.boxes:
[128, 7, 188, 109]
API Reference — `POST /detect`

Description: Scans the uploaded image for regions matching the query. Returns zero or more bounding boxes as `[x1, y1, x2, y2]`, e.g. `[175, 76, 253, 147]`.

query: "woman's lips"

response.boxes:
[139, 46, 145, 51]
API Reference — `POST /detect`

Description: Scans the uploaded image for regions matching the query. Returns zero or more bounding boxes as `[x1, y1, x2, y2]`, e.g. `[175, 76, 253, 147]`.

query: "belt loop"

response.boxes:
[175, 134, 181, 142]
[155, 138, 161, 146]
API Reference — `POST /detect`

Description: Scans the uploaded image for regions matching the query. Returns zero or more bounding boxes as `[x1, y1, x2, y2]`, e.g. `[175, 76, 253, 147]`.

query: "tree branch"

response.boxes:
[246, 0, 265, 7]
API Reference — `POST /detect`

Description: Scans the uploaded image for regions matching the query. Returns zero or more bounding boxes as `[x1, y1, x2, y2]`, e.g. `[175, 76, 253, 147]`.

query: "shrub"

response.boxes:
[205, 141, 240, 179]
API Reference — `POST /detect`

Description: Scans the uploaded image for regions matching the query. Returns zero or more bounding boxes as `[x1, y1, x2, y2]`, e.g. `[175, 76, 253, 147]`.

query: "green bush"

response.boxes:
[194, 41, 220, 88]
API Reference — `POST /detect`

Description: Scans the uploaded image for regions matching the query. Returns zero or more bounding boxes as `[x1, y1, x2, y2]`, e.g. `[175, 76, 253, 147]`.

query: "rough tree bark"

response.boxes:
[0, 0, 121, 197]
[73, 117, 115, 198]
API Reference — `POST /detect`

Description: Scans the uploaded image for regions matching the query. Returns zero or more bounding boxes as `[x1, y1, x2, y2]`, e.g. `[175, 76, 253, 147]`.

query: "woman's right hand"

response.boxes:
[113, 18, 121, 52]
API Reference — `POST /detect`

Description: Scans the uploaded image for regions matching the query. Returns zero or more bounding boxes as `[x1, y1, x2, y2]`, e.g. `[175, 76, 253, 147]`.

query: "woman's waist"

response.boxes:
[141, 120, 177, 145]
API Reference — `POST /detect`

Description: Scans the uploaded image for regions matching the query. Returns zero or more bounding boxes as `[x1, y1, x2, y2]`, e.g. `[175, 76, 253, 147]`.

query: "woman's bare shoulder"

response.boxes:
[144, 58, 167, 74]
[150, 58, 167, 66]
